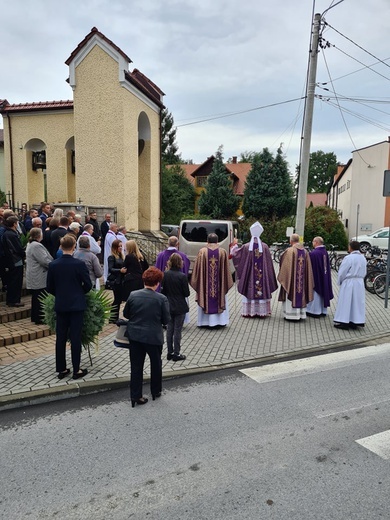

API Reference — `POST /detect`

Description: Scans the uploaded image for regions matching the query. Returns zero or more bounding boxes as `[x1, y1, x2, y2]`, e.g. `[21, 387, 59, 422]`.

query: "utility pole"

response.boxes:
[295, 12, 322, 239]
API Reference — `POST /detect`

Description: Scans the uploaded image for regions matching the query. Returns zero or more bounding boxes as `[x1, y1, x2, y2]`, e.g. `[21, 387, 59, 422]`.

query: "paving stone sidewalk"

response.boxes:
[1, 269, 390, 410]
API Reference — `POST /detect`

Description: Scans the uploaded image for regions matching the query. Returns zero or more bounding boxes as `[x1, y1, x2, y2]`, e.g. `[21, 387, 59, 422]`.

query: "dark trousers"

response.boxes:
[129, 341, 162, 400]
[0, 257, 8, 289]
[110, 284, 122, 322]
[55, 311, 84, 373]
[166, 313, 186, 355]
[30, 288, 46, 324]
[6, 265, 23, 304]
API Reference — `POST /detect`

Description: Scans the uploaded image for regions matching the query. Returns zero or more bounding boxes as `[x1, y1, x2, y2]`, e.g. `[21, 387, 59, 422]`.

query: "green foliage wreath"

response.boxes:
[40, 289, 113, 350]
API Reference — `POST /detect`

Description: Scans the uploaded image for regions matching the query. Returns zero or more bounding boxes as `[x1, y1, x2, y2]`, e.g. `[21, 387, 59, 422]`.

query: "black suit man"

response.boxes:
[100, 213, 111, 260]
[50, 216, 70, 256]
[2, 216, 26, 306]
[47, 234, 92, 379]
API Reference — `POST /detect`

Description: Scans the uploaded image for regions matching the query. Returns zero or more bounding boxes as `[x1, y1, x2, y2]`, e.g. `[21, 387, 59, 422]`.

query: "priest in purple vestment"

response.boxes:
[231, 221, 277, 317]
[306, 236, 334, 318]
[190, 233, 234, 327]
[155, 236, 190, 276]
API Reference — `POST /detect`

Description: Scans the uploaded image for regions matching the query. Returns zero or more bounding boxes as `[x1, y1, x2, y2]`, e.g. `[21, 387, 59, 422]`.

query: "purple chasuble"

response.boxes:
[309, 246, 333, 307]
[294, 248, 306, 308]
[155, 249, 190, 274]
[233, 240, 277, 300]
[207, 248, 219, 314]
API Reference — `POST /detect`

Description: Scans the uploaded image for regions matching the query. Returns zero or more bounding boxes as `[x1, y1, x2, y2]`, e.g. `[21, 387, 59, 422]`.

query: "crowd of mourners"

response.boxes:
[0, 205, 367, 407]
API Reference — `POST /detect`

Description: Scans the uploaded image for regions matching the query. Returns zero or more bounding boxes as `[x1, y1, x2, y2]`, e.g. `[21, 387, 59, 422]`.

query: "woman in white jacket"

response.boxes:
[26, 228, 53, 324]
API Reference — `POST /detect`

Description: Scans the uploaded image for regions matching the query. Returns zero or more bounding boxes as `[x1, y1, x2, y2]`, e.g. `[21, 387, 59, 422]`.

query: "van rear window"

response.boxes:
[181, 223, 228, 243]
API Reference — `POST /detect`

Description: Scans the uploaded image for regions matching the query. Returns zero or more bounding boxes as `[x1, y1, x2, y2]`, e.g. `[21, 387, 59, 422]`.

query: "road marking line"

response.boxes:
[356, 430, 390, 460]
[315, 398, 390, 418]
[240, 344, 390, 384]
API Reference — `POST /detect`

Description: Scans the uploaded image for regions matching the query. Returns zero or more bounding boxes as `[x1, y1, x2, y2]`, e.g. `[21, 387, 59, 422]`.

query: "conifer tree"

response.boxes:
[242, 147, 294, 219]
[161, 164, 195, 223]
[198, 146, 240, 219]
[161, 108, 181, 164]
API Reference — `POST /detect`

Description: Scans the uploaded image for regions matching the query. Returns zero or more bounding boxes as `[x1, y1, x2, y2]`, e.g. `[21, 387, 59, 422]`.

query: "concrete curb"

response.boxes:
[2, 331, 390, 412]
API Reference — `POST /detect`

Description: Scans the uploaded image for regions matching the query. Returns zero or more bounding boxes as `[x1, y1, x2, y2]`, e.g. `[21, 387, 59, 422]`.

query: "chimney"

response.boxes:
[232, 156, 237, 164]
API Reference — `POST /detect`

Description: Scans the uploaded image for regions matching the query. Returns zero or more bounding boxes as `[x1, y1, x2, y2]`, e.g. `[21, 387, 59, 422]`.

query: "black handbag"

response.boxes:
[105, 277, 115, 290]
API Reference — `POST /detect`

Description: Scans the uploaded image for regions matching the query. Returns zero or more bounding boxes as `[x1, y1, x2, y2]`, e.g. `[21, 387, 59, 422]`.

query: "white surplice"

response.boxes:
[334, 251, 366, 325]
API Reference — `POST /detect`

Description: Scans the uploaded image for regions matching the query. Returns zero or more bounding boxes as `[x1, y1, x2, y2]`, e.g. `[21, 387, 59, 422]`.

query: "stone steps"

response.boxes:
[0, 295, 32, 323]
[0, 317, 52, 347]
[0, 291, 53, 347]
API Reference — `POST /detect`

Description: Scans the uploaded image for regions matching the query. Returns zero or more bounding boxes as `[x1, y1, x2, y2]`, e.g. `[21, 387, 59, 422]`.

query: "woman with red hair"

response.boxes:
[123, 266, 170, 407]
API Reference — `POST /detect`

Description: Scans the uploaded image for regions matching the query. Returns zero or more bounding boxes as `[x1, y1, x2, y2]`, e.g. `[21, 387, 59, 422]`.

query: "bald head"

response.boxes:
[313, 236, 324, 247]
[290, 233, 300, 244]
[168, 236, 178, 247]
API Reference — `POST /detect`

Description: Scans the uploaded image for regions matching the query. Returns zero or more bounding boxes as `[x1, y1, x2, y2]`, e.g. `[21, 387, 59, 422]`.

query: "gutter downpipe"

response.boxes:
[159, 107, 162, 232]
[6, 114, 15, 209]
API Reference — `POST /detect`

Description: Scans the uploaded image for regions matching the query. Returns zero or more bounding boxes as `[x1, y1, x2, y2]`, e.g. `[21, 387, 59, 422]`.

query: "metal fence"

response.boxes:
[125, 231, 168, 266]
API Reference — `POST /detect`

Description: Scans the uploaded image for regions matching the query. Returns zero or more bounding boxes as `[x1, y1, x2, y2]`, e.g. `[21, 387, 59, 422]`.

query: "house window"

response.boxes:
[196, 176, 208, 187]
[347, 180, 350, 189]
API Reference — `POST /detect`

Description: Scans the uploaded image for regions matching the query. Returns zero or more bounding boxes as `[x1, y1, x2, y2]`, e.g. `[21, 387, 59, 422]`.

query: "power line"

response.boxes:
[331, 44, 390, 82]
[320, 49, 372, 166]
[320, 57, 390, 83]
[316, 87, 390, 117]
[176, 97, 306, 128]
[325, 21, 390, 70]
[318, 97, 390, 132]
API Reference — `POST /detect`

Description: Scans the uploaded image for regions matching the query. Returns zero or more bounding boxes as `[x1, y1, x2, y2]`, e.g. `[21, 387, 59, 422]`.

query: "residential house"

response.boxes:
[0, 27, 164, 232]
[306, 193, 327, 207]
[180, 155, 251, 215]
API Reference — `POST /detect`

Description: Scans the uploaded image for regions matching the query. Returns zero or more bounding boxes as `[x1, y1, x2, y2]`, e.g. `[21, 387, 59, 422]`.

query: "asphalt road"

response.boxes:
[1, 344, 390, 520]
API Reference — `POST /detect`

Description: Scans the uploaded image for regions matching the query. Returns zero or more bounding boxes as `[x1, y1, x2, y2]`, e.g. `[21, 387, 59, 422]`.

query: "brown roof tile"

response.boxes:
[65, 27, 132, 66]
[306, 193, 327, 207]
[0, 100, 73, 114]
[173, 158, 251, 195]
[125, 69, 164, 107]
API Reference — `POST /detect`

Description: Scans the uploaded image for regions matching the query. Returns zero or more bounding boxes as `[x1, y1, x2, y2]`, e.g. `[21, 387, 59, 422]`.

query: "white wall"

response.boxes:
[349, 141, 388, 238]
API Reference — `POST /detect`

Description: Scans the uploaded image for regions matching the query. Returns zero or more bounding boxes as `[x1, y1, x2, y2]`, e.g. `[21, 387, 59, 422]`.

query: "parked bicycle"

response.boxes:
[373, 272, 390, 299]
[327, 244, 348, 272]
[272, 242, 290, 263]
[363, 246, 388, 293]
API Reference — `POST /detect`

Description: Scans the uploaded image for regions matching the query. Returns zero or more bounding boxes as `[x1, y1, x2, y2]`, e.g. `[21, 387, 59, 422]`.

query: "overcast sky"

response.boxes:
[1, 0, 389, 171]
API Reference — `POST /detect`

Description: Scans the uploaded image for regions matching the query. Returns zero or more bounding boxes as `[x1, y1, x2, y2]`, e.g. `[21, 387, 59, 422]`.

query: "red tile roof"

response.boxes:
[125, 69, 164, 107]
[172, 158, 251, 195]
[179, 164, 198, 185]
[65, 27, 132, 66]
[65, 28, 163, 108]
[226, 163, 251, 195]
[0, 100, 73, 114]
[306, 193, 327, 207]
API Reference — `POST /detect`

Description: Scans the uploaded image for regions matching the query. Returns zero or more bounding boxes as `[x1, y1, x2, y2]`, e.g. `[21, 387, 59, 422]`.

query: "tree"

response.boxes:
[304, 205, 348, 249]
[161, 108, 181, 164]
[239, 151, 258, 163]
[295, 150, 338, 193]
[198, 146, 240, 219]
[161, 164, 195, 224]
[242, 147, 294, 220]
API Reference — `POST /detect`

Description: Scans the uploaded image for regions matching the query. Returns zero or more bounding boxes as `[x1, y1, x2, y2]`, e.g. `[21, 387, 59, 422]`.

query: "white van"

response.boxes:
[179, 219, 239, 273]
